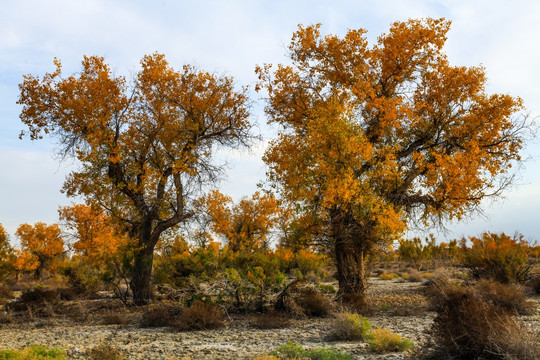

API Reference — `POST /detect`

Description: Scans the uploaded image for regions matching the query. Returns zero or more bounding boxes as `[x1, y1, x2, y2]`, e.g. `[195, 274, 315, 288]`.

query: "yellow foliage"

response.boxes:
[198, 191, 280, 252]
[58, 203, 130, 265]
[256, 18, 527, 297]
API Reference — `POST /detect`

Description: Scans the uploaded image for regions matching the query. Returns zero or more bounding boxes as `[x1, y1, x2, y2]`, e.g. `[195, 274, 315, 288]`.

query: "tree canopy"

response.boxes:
[256, 18, 530, 300]
[19, 53, 254, 304]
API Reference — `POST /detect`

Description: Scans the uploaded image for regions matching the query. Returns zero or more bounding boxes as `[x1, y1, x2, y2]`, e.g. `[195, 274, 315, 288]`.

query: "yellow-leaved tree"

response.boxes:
[19, 54, 253, 304]
[0, 224, 15, 279]
[197, 190, 280, 252]
[257, 19, 530, 303]
[15, 222, 64, 279]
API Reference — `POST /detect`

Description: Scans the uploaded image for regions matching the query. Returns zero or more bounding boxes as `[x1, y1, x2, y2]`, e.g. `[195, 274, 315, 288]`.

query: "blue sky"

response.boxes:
[1, 0, 539, 243]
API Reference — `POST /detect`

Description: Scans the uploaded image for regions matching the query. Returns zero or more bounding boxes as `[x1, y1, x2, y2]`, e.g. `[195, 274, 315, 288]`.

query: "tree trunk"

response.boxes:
[130, 220, 156, 305]
[34, 265, 42, 280]
[131, 247, 154, 305]
[335, 238, 367, 301]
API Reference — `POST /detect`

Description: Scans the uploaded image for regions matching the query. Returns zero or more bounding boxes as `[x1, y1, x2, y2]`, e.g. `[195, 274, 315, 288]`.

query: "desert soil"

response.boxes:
[0, 278, 538, 360]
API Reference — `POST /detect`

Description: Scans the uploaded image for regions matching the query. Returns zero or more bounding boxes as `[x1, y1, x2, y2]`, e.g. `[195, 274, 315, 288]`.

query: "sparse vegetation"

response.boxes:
[175, 300, 224, 330]
[428, 278, 540, 359]
[252, 310, 291, 329]
[270, 340, 352, 360]
[0, 345, 65, 360]
[329, 313, 371, 340]
[368, 327, 414, 353]
[87, 344, 126, 360]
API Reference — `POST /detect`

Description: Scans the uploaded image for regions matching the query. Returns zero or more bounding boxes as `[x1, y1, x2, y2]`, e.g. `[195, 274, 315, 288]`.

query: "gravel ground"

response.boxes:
[0, 278, 537, 360]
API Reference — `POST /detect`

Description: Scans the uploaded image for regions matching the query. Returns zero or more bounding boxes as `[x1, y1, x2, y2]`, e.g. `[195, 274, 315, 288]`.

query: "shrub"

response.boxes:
[406, 269, 422, 282]
[102, 312, 127, 325]
[61, 261, 102, 296]
[7, 285, 59, 316]
[86, 344, 126, 360]
[0, 284, 14, 299]
[0, 345, 65, 359]
[329, 313, 371, 340]
[271, 340, 352, 360]
[295, 287, 333, 317]
[377, 272, 399, 280]
[526, 273, 540, 294]
[316, 283, 336, 294]
[368, 327, 414, 353]
[475, 279, 535, 315]
[176, 300, 223, 330]
[252, 310, 291, 329]
[461, 232, 534, 284]
[0, 311, 12, 324]
[140, 304, 181, 328]
[428, 280, 540, 359]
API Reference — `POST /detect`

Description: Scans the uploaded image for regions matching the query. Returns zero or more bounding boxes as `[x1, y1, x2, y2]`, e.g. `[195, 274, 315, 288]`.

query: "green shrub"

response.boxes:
[368, 327, 414, 353]
[329, 313, 371, 340]
[316, 283, 336, 294]
[0, 345, 65, 360]
[271, 340, 352, 360]
[61, 261, 101, 296]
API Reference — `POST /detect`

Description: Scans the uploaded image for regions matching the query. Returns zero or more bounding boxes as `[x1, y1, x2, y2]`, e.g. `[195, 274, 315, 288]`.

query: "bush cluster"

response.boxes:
[153, 243, 328, 312]
[461, 232, 535, 284]
[427, 278, 540, 359]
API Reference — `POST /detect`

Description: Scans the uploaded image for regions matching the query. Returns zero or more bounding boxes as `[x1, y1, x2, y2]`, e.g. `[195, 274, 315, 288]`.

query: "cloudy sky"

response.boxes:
[1, 0, 539, 243]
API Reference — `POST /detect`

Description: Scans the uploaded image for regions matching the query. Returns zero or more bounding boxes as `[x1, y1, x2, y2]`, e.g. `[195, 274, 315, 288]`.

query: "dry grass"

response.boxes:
[0, 283, 14, 299]
[0, 311, 12, 324]
[102, 312, 127, 325]
[475, 279, 536, 315]
[252, 310, 291, 329]
[296, 287, 334, 317]
[428, 280, 540, 359]
[367, 293, 428, 316]
[140, 304, 182, 328]
[7, 286, 60, 317]
[87, 343, 126, 360]
[406, 269, 423, 282]
[174, 300, 224, 330]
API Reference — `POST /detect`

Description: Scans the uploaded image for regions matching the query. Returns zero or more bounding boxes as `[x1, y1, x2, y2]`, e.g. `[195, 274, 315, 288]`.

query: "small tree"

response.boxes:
[15, 222, 64, 279]
[19, 54, 253, 304]
[59, 203, 133, 298]
[198, 190, 280, 252]
[257, 19, 530, 301]
[0, 224, 15, 279]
